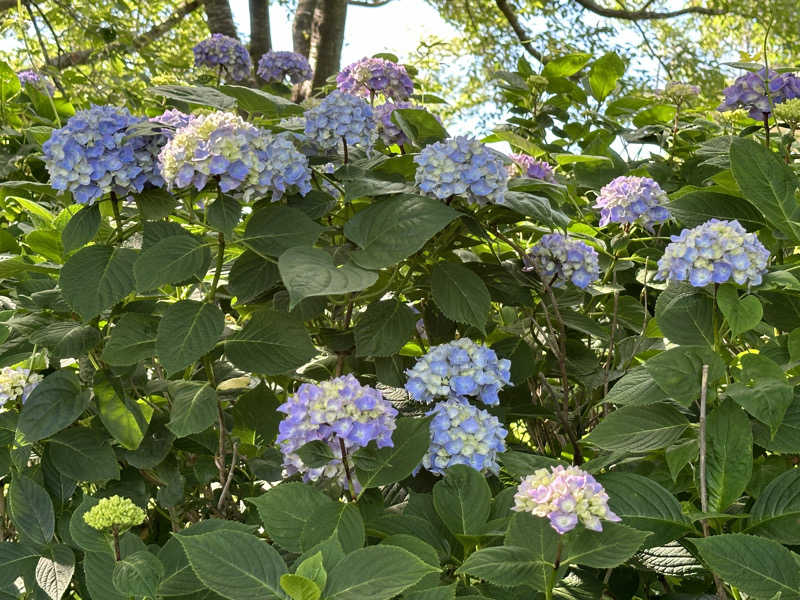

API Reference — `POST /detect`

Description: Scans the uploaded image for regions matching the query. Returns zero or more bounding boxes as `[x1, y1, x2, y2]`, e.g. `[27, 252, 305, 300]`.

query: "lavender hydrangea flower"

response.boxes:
[524, 233, 600, 289]
[150, 108, 195, 134]
[304, 90, 377, 151]
[257, 51, 313, 84]
[276, 375, 398, 488]
[593, 176, 671, 231]
[158, 111, 311, 201]
[421, 398, 507, 475]
[193, 34, 251, 82]
[718, 68, 800, 120]
[414, 136, 508, 206]
[655, 219, 770, 287]
[512, 465, 621, 534]
[17, 69, 54, 95]
[405, 338, 511, 406]
[373, 101, 439, 147]
[42, 105, 162, 204]
[0, 367, 42, 405]
[337, 57, 413, 101]
[508, 153, 556, 183]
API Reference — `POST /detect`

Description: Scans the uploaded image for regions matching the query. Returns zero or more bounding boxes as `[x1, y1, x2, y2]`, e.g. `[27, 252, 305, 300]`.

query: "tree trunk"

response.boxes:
[293, 0, 317, 58]
[249, 0, 271, 65]
[203, 0, 238, 38]
[309, 0, 348, 89]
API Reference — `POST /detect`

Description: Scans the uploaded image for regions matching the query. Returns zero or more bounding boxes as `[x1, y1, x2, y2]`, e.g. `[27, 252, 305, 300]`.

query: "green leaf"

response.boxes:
[8, 475, 54, 546]
[644, 346, 725, 406]
[156, 300, 224, 374]
[134, 235, 209, 291]
[604, 366, 669, 406]
[281, 574, 321, 600]
[177, 530, 287, 600]
[29, 321, 100, 359]
[158, 537, 205, 597]
[502, 191, 570, 228]
[353, 416, 433, 489]
[692, 534, 800, 600]
[717, 285, 763, 336]
[84, 551, 127, 600]
[499, 451, 565, 480]
[219, 85, 304, 117]
[344, 195, 460, 270]
[279, 247, 378, 309]
[503, 512, 561, 590]
[94, 370, 149, 450]
[296, 552, 327, 589]
[431, 262, 491, 333]
[247, 483, 335, 553]
[300, 503, 364, 553]
[597, 472, 692, 546]
[354, 300, 417, 357]
[231, 383, 282, 444]
[542, 53, 592, 77]
[243, 205, 323, 258]
[668, 191, 764, 231]
[68, 497, 110, 554]
[134, 188, 178, 220]
[588, 52, 625, 101]
[654, 283, 714, 346]
[432, 465, 491, 537]
[380, 535, 440, 568]
[748, 469, 800, 544]
[47, 427, 120, 482]
[295, 441, 336, 469]
[665, 439, 699, 481]
[112, 550, 164, 600]
[166, 381, 217, 438]
[707, 399, 753, 512]
[727, 380, 793, 436]
[61, 204, 100, 252]
[0, 542, 38, 586]
[225, 309, 317, 374]
[207, 194, 242, 237]
[455, 546, 543, 589]
[17, 370, 90, 443]
[59, 246, 137, 320]
[730, 137, 800, 241]
[391, 109, 449, 147]
[561, 522, 650, 568]
[102, 313, 159, 366]
[228, 250, 280, 302]
[586, 403, 689, 452]
[323, 546, 438, 600]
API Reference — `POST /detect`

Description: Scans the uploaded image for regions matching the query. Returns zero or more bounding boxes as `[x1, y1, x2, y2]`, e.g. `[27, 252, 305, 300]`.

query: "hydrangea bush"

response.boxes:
[2, 46, 800, 600]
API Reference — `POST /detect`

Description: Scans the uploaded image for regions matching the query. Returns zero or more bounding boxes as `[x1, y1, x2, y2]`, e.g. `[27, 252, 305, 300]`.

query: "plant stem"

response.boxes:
[342, 136, 349, 164]
[217, 440, 239, 512]
[764, 115, 771, 147]
[112, 526, 121, 561]
[339, 436, 356, 500]
[545, 539, 563, 600]
[207, 232, 225, 302]
[110, 192, 123, 241]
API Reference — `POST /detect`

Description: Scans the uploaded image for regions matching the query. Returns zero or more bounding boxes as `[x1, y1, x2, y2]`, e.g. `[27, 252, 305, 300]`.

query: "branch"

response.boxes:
[571, 0, 723, 21]
[348, 0, 393, 5]
[49, 1, 200, 69]
[493, 0, 543, 63]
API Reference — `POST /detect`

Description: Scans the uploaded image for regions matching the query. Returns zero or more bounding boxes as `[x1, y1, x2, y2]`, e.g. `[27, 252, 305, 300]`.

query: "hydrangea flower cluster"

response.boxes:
[774, 98, 800, 124]
[304, 90, 377, 151]
[373, 101, 437, 146]
[524, 233, 600, 289]
[193, 34, 251, 81]
[414, 136, 508, 205]
[83, 496, 146, 531]
[276, 375, 398, 488]
[17, 69, 54, 95]
[159, 111, 311, 201]
[257, 51, 313, 84]
[42, 105, 162, 204]
[593, 176, 671, 231]
[508, 153, 556, 183]
[512, 466, 621, 534]
[0, 367, 42, 405]
[655, 219, 770, 287]
[150, 108, 195, 134]
[337, 57, 413, 100]
[659, 81, 700, 102]
[422, 398, 507, 475]
[404, 338, 511, 406]
[718, 68, 800, 119]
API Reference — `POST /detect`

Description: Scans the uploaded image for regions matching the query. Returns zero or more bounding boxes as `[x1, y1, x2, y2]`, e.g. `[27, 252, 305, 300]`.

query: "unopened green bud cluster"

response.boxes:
[83, 495, 146, 531]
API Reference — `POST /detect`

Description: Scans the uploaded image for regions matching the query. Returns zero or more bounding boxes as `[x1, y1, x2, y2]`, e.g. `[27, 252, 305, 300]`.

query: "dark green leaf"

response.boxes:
[243, 205, 324, 258]
[219, 85, 304, 117]
[166, 381, 217, 438]
[8, 475, 54, 546]
[354, 300, 417, 357]
[644, 346, 725, 406]
[207, 194, 241, 237]
[61, 204, 100, 252]
[432, 465, 491, 537]
[654, 284, 714, 346]
[562, 522, 650, 568]
[391, 109, 448, 147]
[431, 262, 491, 333]
[353, 416, 433, 489]
[707, 399, 753, 512]
[717, 285, 763, 336]
[102, 313, 159, 366]
[156, 300, 224, 374]
[134, 235, 209, 291]
[747, 469, 800, 544]
[586, 403, 689, 452]
[112, 550, 164, 599]
[18, 370, 90, 444]
[300, 503, 364, 553]
[668, 191, 764, 230]
[295, 441, 336, 469]
[455, 546, 543, 589]
[59, 246, 137, 320]
[47, 427, 120, 482]
[29, 321, 100, 359]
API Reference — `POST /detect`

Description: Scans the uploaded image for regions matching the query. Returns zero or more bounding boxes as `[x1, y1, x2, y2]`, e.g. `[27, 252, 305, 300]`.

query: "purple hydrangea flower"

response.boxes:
[718, 68, 800, 120]
[158, 111, 311, 201]
[17, 69, 54, 95]
[421, 398, 507, 475]
[373, 102, 441, 147]
[404, 338, 511, 406]
[337, 57, 413, 101]
[508, 153, 556, 183]
[42, 105, 162, 205]
[0, 367, 42, 405]
[257, 51, 313, 84]
[414, 136, 508, 206]
[655, 219, 770, 287]
[593, 176, 671, 231]
[524, 233, 600, 289]
[512, 465, 621, 534]
[150, 109, 195, 134]
[276, 375, 398, 488]
[193, 34, 252, 82]
[304, 90, 377, 151]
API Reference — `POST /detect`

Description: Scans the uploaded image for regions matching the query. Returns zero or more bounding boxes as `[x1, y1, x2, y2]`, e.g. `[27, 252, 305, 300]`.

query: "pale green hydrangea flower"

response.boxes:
[83, 496, 146, 531]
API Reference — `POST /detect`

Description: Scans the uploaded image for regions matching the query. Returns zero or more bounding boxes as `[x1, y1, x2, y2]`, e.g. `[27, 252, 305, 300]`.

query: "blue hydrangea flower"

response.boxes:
[373, 102, 441, 147]
[158, 111, 311, 201]
[276, 374, 398, 488]
[304, 90, 377, 151]
[405, 338, 511, 406]
[414, 136, 508, 205]
[655, 219, 770, 287]
[150, 108, 195, 134]
[337, 57, 413, 101]
[593, 176, 671, 231]
[718, 68, 800, 119]
[17, 69, 54, 95]
[0, 367, 42, 405]
[524, 233, 600, 289]
[193, 34, 251, 82]
[509, 153, 556, 183]
[42, 105, 162, 204]
[257, 51, 313, 84]
[421, 398, 507, 475]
